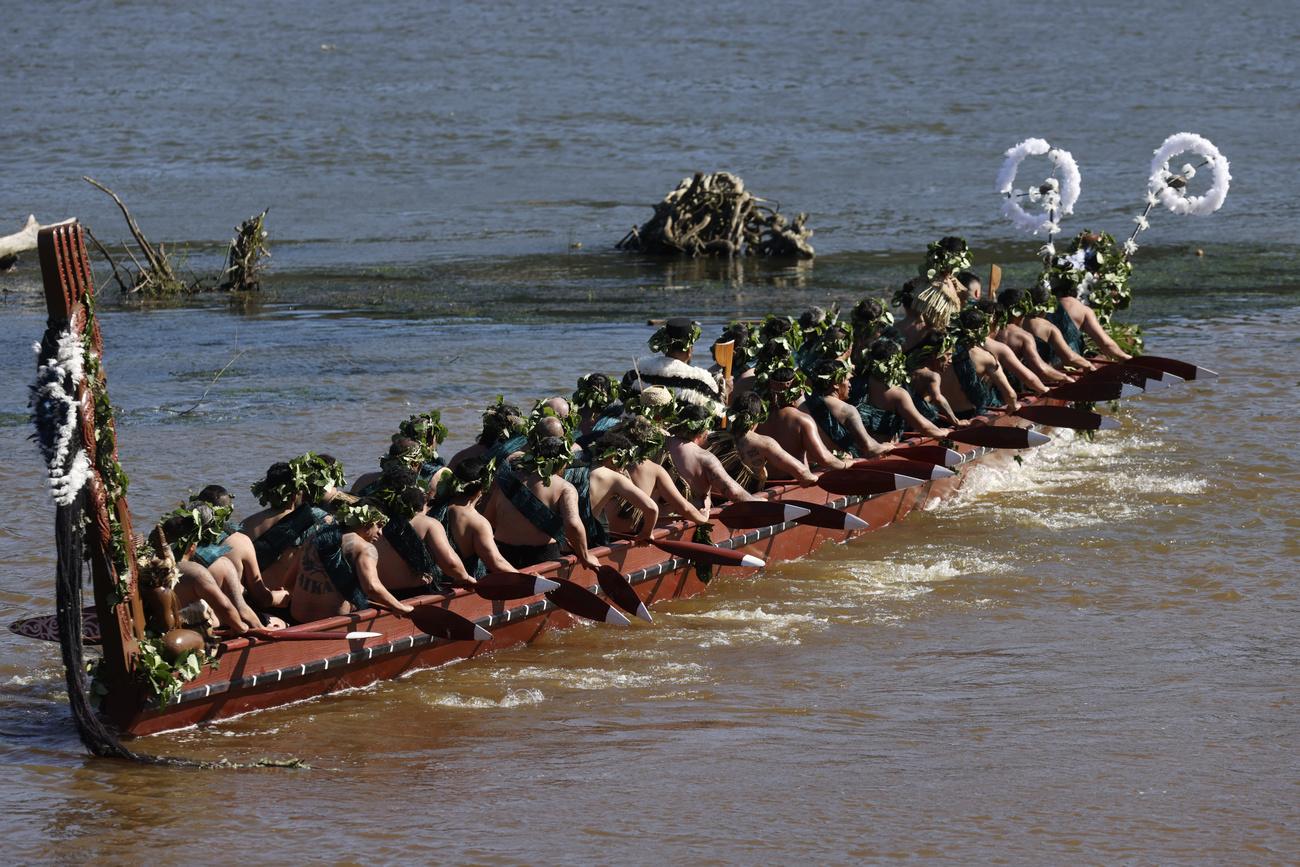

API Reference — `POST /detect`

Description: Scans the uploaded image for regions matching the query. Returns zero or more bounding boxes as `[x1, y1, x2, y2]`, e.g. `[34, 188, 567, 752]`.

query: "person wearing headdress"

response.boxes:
[351, 437, 428, 499]
[368, 466, 477, 597]
[802, 358, 896, 459]
[1048, 271, 1131, 361]
[858, 339, 952, 440]
[910, 236, 970, 333]
[572, 373, 624, 445]
[1020, 283, 1096, 370]
[483, 435, 602, 571]
[989, 289, 1073, 386]
[291, 499, 414, 624]
[448, 398, 529, 470]
[607, 414, 711, 534]
[665, 405, 758, 507]
[186, 485, 288, 614]
[159, 505, 274, 635]
[900, 332, 967, 429]
[621, 318, 725, 419]
[968, 299, 1053, 396]
[427, 456, 517, 579]
[239, 453, 350, 597]
[707, 322, 756, 400]
[754, 366, 856, 470]
[938, 307, 1020, 419]
[722, 392, 818, 488]
[563, 431, 661, 548]
[850, 297, 894, 358]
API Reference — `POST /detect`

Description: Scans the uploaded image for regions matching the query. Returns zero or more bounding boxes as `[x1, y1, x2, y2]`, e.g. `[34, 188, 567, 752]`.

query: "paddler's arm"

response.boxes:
[557, 483, 602, 572]
[831, 399, 893, 462]
[914, 370, 965, 426]
[882, 385, 951, 439]
[700, 451, 759, 503]
[1078, 306, 1132, 361]
[794, 413, 852, 470]
[973, 347, 1020, 413]
[986, 338, 1049, 395]
[751, 435, 818, 486]
[354, 542, 413, 614]
[1042, 321, 1096, 370]
[647, 463, 711, 525]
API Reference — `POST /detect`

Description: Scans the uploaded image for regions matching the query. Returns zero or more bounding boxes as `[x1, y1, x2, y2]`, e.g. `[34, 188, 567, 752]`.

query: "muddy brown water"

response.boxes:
[0, 298, 1295, 863]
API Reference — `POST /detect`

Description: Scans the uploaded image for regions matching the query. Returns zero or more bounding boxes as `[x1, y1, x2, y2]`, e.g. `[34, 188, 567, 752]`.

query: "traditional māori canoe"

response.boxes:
[14, 221, 1203, 740]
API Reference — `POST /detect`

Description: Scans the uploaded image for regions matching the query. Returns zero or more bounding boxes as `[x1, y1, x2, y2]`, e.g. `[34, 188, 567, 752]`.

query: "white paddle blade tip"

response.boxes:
[1098, 416, 1121, 431]
[783, 503, 812, 521]
[843, 513, 870, 531]
[894, 474, 927, 490]
[1025, 429, 1052, 447]
[605, 607, 632, 626]
[635, 602, 653, 623]
[739, 554, 766, 568]
[344, 631, 383, 640]
[941, 448, 963, 466]
[929, 465, 957, 479]
[1160, 371, 1185, 385]
[533, 577, 561, 593]
[1197, 366, 1219, 379]
[1119, 382, 1144, 398]
[473, 625, 493, 642]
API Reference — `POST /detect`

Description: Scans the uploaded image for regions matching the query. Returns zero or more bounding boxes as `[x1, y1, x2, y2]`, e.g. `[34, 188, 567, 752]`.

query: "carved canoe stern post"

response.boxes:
[37, 221, 147, 721]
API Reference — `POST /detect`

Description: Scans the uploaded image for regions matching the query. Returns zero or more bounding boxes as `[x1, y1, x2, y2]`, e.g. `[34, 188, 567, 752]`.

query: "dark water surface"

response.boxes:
[1, 0, 1298, 863]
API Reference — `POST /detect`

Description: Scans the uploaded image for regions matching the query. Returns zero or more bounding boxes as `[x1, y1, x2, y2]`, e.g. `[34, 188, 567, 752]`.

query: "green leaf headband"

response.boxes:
[809, 358, 852, 392]
[590, 437, 640, 470]
[397, 410, 449, 449]
[728, 396, 770, 432]
[338, 502, 388, 529]
[381, 440, 425, 473]
[572, 374, 620, 412]
[864, 344, 910, 388]
[161, 502, 233, 554]
[903, 331, 955, 370]
[648, 321, 702, 355]
[513, 438, 572, 485]
[922, 236, 973, 281]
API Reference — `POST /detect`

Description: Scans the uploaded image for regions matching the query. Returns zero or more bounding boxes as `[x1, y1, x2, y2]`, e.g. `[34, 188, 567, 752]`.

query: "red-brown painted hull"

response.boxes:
[119, 408, 1038, 736]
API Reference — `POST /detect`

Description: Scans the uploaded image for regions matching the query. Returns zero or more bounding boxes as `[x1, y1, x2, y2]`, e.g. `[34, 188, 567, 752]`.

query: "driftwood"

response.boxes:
[617, 172, 814, 259]
[0, 215, 72, 271]
[218, 209, 270, 292]
[83, 176, 192, 295]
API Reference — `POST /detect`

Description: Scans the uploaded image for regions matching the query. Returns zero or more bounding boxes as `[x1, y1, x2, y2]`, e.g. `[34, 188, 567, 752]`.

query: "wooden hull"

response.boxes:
[118, 408, 1038, 737]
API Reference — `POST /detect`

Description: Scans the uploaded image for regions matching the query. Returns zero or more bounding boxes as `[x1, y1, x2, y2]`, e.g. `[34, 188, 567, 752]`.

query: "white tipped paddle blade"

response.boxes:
[1119, 382, 1144, 398]
[893, 473, 927, 490]
[634, 602, 653, 623]
[929, 465, 957, 479]
[1196, 366, 1218, 379]
[1098, 416, 1121, 430]
[533, 577, 561, 593]
[782, 503, 812, 521]
[472, 624, 492, 642]
[941, 448, 962, 466]
[1160, 371, 1185, 385]
[1025, 429, 1052, 447]
[842, 513, 870, 531]
[739, 554, 766, 568]
[344, 631, 383, 640]
[604, 607, 632, 626]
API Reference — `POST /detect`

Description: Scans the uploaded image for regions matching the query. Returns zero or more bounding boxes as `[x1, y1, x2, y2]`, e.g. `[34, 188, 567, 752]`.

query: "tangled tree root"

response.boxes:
[219, 209, 270, 292]
[617, 172, 814, 259]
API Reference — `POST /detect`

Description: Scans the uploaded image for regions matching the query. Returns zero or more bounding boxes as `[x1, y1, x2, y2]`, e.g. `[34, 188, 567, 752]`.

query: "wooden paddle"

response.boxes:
[475, 572, 562, 601]
[852, 456, 957, 481]
[946, 425, 1051, 449]
[1076, 362, 1173, 390]
[781, 499, 870, 531]
[817, 467, 927, 497]
[713, 339, 735, 428]
[371, 599, 491, 642]
[1044, 380, 1144, 403]
[987, 263, 1002, 298]
[1130, 354, 1218, 381]
[546, 578, 632, 625]
[718, 500, 812, 529]
[649, 538, 766, 568]
[596, 565, 652, 623]
[1013, 404, 1120, 431]
[246, 627, 382, 642]
[889, 444, 964, 467]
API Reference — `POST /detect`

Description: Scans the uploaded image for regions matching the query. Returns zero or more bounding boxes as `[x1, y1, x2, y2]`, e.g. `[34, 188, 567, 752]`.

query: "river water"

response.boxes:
[1, 0, 1298, 863]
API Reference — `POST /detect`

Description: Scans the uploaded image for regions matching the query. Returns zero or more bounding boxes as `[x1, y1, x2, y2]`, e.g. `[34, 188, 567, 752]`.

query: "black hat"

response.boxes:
[665, 317, 697, 339]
